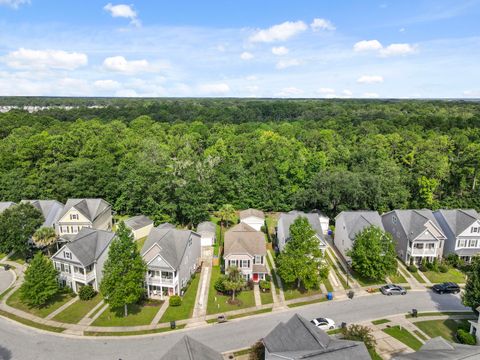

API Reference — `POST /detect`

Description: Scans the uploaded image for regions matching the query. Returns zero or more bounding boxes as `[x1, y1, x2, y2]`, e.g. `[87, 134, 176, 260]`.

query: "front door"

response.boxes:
[253, 273, 259, 282]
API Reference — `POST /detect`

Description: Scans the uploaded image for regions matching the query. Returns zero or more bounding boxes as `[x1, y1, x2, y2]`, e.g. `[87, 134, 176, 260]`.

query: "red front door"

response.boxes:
[253, 273, 259, 282]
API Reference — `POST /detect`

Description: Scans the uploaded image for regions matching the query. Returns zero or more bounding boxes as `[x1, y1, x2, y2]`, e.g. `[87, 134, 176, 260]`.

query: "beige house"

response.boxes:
[239, 208, 265, 232]
[56, 198, 112, 238]
[125, 215, 154, 241]
[224, 222, 267, 282]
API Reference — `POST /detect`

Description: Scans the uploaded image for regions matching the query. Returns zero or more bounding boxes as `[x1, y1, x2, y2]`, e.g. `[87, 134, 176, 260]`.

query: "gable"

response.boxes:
[148, 254, 174, 270]
[241, 216, 264, 223]
[59, 207, 91, 224]
[458, 220, 480, 237]
[52, 244, 82, 264]
[424, 221, 445, 239]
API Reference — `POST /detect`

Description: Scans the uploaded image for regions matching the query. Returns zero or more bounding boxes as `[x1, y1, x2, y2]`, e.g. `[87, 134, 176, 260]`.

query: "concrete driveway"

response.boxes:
[0, 267, 13, 295]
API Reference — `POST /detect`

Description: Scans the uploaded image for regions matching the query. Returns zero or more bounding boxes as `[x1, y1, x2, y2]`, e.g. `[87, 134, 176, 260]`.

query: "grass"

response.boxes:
[372, 319, 391, 325]
[53, 294, 103, 324]
[265, 213, 278, 242]
[422, 268, 466, 284]
[410, 270, 426, 283]
[84, 324, 186, 336]
[287, 297, 327, 308]
[327, 328, 342, 335]
[325, 251, 351, 290]
[266, 251, 280, 294]
[383, 325, 423, 350]
[207, 267, 256, 315]
[323, 276, 334, 292]
[415, 319, 471, 343]
[259, 288, 274, 305]
[0, 253, 6, 260]
[8, 252, 26, 265]
[414, 330, 428, 341]
[0, 309, 65, 333]
[92, 300, 163, 327]
[159, 273, 201, 323]
[368, 347, 383, 360]
[283, 283, 322, 301]
[353, 272, 385, 287]
[389, 270, 408, 284]
[136, 236, 148, 252]
[405, 311, 474, 318]
[228, 308, 272, 320]
[233, 348, 252, 357]
[6, 288, 76, 318]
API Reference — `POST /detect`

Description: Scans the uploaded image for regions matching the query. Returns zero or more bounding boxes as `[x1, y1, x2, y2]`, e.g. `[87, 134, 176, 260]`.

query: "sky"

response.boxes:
[0, 0, 479, 98]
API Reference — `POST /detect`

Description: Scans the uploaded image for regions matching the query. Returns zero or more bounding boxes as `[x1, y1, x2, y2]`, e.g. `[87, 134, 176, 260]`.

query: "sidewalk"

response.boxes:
[267, 251, 286, 307]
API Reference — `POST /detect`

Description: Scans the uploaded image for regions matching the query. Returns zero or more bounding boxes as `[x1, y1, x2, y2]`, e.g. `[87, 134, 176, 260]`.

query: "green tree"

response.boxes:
[341, 324, 377, 350]
[0, 203, 43, 256]
[19, 252, 59, 307]
[214, 204, 236, 244]
[100, 221, 147, 317]
[462, 256, 480, 311]
[32, 226, 58, 256]
[277, 217, 328, 289]
[223, 266, 246, 301]
[347, 226, 397, 281]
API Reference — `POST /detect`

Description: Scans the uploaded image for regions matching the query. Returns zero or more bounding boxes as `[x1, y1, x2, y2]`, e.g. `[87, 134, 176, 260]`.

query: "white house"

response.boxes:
[56, 198, 112, 238]
[197, 221, 216, 247]
[51, 228, 115, 292]
[124, 215, 154, 241]
[311, 209, 330, 234]
[276, 211, 327, 252]
[239, 208, 265, 232]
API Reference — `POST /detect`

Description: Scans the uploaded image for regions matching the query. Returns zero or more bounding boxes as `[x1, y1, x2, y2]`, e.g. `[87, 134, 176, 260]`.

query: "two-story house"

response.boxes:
[141, 227, 201, 299]
[224, 223, 267, 282]
[21, 199, 64, 229]
[56, 198, 113, 239]
[51, 228, 115, 292]
[239, 208, 265, 231]
[276, 211, 327, 252]
[382, 209, 446, 265]
[334, 211, 384, 263]
[434, 209, 480, 263]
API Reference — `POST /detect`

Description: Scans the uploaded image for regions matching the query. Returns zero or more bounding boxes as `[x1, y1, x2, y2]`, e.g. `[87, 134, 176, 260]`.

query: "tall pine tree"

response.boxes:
[100, 221, 147, 316]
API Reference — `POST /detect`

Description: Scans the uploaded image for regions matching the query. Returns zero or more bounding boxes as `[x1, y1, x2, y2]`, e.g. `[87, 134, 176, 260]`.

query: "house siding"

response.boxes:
[334, 215, 352, 262]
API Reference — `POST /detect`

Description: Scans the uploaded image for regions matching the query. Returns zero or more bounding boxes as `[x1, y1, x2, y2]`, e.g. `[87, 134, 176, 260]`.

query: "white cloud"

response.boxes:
[240, 51, 254, 60]
[102, 56, 150, 74]
[3, 48, 88, 70]
[310, 18, 335, 31]
[276, 58, 301, 69]
[342, 89, 353, 97]
[463, 90, 480, 97]
[363, 92, 380, 98]
[245, 85, 259, 93]
[104, 3, 140, 27]
[353, 40, 383, 52]
[357, 75, 384, 84]
[246, 75, 257, 81]
[249, 21, 307, 43]
[0, 0, 29, 8]
[275, 87, 304, 97]
[272, 46, 289, 56]
[115, 88, 139, 97]
[198, 83, 230, 95]
[94, 79, 121, 90]
[318, 87, 335, 94]
[380, 43, 416, 57]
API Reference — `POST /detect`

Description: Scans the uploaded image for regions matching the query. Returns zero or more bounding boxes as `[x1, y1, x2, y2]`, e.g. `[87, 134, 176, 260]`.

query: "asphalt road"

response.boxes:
[0, 291, 469, 360]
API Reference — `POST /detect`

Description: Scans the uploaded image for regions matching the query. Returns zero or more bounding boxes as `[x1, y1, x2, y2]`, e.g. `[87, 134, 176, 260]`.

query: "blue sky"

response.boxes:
[0, 0, 479, 98]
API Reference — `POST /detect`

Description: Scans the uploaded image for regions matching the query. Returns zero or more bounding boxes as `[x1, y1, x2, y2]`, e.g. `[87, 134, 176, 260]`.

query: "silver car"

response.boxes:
[380, 284, 406, 296]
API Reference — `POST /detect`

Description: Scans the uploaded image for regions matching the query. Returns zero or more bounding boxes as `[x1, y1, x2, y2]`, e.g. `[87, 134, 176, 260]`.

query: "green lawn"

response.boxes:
[9, 252, 26, 265]
[383, 325, 423, 350]
[323, 276, 334, 292]
[266, 251, 280, 295]
[6, 288, 76, 318]
[259, 288, 273, 305]
[422, 268, 466, 284]
[405, 311, 474, 318]
[283, 283, 322, 301]
[389, 270, 408, 284]
[159, 273, 200, 323]
[0, 253, 6, 260]
[92, 300, 163, 327]
[325, 252, 350, 290]
[53, 294, 103, 324]
[136, 236, 148, 252]
[415, 319, 471, 343]
[353, 272, 385, 287]
[410, 270, 426, 283]
[0, 309, 65, 333]
[368, 347, 382, 360]
[207, 267, 255, 315]
[265, 214, 278, 242]
[372, 319, 391, 325]
[287, 297, 327, 308]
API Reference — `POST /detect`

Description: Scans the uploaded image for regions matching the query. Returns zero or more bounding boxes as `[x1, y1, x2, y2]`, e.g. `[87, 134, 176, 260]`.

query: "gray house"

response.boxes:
[382, 210, 446, 264]
[0, 201, 16, 214]
[276, 211, 327, 252]
[434, 209, 480, 263]
[160, 335, 223, 360]
[197, 221, 216, 247]
[263, 314, 370, 359]
[393, 336, 480, 359]
[141, 227, 201, 299]
[51, 228, 115, 292]
[21, 199, 64, 229]
[334, 211, 384, 263]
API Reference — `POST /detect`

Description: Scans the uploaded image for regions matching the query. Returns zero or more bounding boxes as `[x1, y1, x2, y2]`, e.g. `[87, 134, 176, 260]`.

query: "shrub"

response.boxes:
[214, 275, 226, 293]
[260, 225, 267, 233]
[265, 274, 271, 282]
[445, 254, 461, 268]
[245, 279, 254, 291]
[430, 258, 439, 272]
[341, 324, 377, 349]
[419, 258, 428, 272]
[438, 264, 449, 273]
[169, 295, 182, 306]
[78, 285, 96, 301]
[249, 341, 265, 360]
[457, 329, 476, 345]
[407, 264, 418, 273]
[259, 280, 271, 291]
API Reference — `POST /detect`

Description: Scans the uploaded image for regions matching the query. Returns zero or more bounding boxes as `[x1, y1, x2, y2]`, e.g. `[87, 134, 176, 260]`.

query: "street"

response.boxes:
[0, 290, 469, 360]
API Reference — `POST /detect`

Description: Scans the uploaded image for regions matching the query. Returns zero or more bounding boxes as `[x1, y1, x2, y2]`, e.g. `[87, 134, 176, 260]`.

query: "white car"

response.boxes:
[310, 317, 335, 330]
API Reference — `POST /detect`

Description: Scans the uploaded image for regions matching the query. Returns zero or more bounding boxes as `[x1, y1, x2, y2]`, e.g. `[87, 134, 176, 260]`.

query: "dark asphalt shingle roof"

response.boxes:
[124, 215, 153, 230]
[59, 198, 111, 222]
[393, 337, 480, 359]
[385, 209, 446, 241]
[336, 211, 384, 240]
[435, 209, 480, 236]
[239, 208, 265, 220]
[197, 221, 216, 234]
[161, 336, 223, 360]
[21, 200, 64, 228]
[279, 211, 325, 241]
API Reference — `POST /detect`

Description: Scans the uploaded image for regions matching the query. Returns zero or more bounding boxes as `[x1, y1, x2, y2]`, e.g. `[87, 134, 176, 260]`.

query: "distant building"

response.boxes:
[160, 335, 223, 360]
[276, 211, 327, 252]
[124, 215, 154, 241]
[239, 208, 265, 232]
[197, 221, 216, 247]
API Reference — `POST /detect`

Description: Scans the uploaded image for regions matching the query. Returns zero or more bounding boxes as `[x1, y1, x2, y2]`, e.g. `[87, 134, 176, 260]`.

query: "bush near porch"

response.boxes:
[92, 299, 163, 327]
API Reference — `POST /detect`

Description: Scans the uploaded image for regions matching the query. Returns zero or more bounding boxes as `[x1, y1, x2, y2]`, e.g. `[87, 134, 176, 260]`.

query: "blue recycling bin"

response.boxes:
[327, 292, 333, 300]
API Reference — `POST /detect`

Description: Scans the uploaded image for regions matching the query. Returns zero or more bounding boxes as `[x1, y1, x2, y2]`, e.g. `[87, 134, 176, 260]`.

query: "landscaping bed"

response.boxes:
[92, 300, 163, 327]
[53, 294, 103, 324]
[6, 288, 76, 318]
[415, 319, 471, 343]
[159, 273, 200, 323]
[383, 325, 422, 350]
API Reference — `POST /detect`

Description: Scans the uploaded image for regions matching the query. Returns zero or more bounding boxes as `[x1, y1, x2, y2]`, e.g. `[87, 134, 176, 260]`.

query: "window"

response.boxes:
[70, 213, 79, 220]
[472, 227, 479, 233]
[392, 216, 398, 225]
[469, 239, 478, 248]
[458, 239, 467, 248]
[241, 260, 250, 268]
[254, 255, 262, 265]
[64, 251, 72, 259]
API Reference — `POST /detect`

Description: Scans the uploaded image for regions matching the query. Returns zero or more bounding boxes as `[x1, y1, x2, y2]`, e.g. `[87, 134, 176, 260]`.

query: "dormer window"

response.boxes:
[64, 251, 72, 260]
[392, 216, 397, 225]
[472, 227, 480, 233]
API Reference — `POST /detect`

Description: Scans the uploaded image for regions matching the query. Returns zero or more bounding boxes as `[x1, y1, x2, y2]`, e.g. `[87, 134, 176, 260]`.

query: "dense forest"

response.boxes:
[0, 98, 479, 226]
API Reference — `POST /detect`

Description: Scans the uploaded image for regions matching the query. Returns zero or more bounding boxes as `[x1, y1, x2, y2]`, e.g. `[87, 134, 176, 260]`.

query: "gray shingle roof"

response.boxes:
[279, 211, 325, 240]
[53, 228, 115, 266]
[239, 208, 265, 220]
[386, 209, 445, 241]
[124, 215, 153, 230]
[21, 200, 64, 228]
[263, 314, 370, 360]
[141, 228, 197, 269]
[336, 211, 384, 240]
[59, 198, 111, 222]
[157, 222, 176, 229]
[393, 337, 480, 359]
[197, 221, 216, 234]
[435, 209, 479, 237]
[0, 201, 16, 213]
[224, 223, 266, 257]
[160, 336, 223, 360]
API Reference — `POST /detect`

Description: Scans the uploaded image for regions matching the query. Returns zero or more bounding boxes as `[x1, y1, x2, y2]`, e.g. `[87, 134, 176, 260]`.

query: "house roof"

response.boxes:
[239, 208, 265, 220]
[336, 211, 384, 240]
[0, 201, 16, 213]
[393, 337, 480, 359]
[21, 200, 64, 228]
[157, 222, 176, 229]
[53, 228, 115, 267]
[278, 211, 325, 241]
[160, 336, 223, 360]
[435, 209, 480, 236]
[141, 227, 197, 269]
[384, 209, 445, 241]
[59, 198, 111, 223]
[124, 215, 153, 230]
[197, 221, 216, 234]
[224, 223, 266, 257]
[263, 314, 370, 360]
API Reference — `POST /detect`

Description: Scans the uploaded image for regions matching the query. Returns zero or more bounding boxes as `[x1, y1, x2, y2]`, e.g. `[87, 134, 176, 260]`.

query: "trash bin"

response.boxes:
[3, 264, 10, 271]
[170, 321, 176, 329]
[341, 322, 347, 329]
[348, 290, 355, 299]
[327, 292, 333, 300]
[412, 309, 418, 318]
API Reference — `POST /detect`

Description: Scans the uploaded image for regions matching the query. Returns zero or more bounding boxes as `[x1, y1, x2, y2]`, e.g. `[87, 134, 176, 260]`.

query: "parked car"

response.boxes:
[432, 282, 460, 294]
[310, 317, 335, 330]
[380, 284, 407, 296]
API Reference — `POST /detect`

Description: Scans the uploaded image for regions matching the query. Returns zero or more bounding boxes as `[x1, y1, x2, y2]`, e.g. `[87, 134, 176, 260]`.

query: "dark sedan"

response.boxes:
[432, 282, 460, 294]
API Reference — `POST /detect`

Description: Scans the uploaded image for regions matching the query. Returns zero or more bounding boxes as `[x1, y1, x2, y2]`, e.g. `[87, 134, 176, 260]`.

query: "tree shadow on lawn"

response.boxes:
[109, 299, 162, 317]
